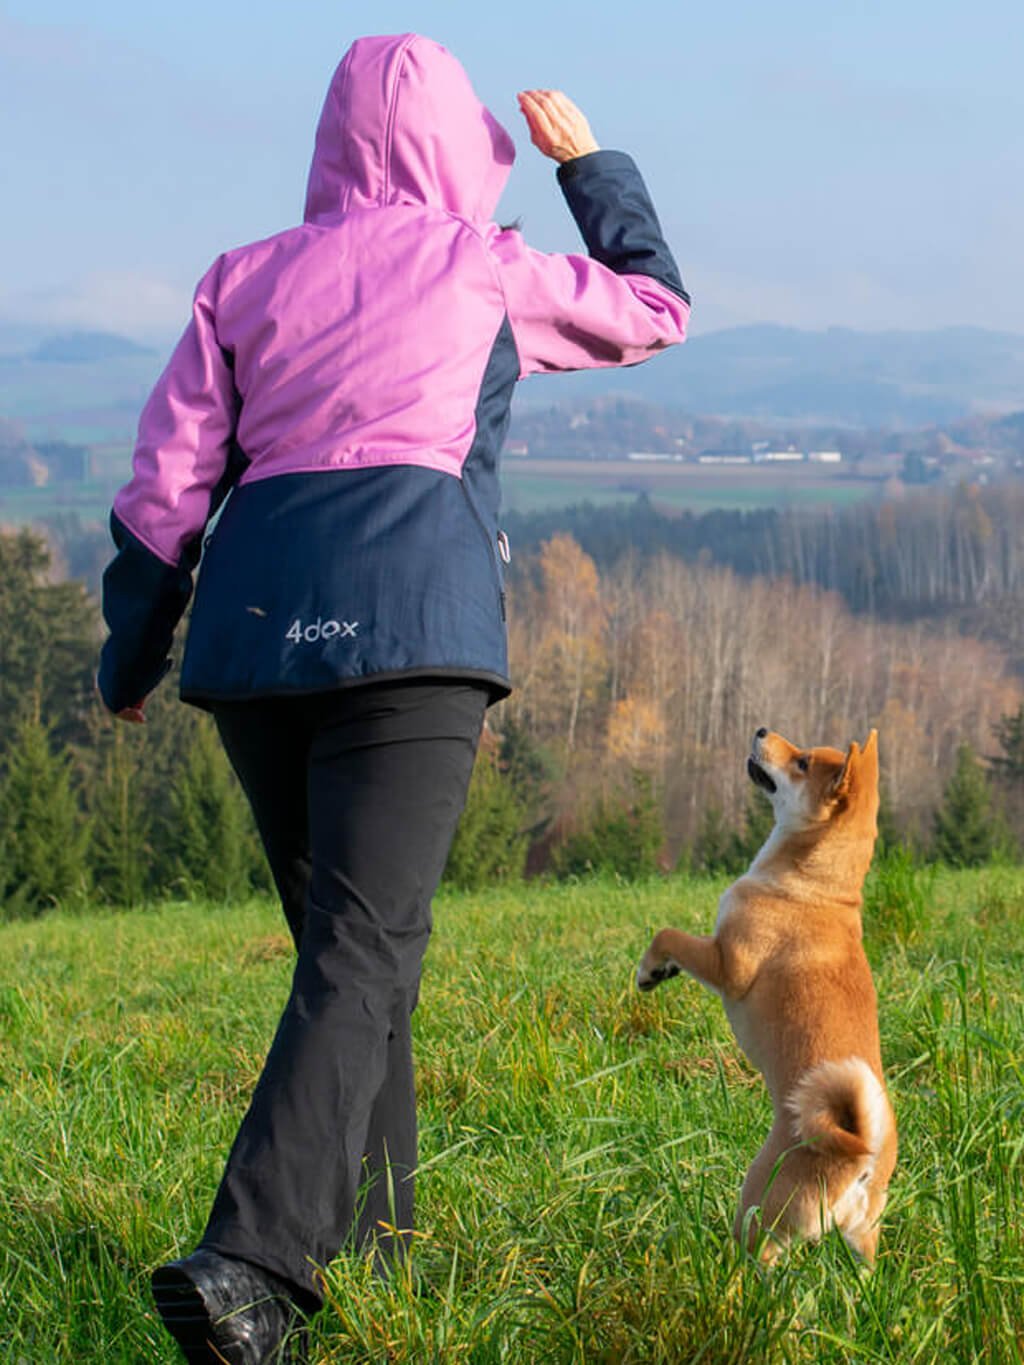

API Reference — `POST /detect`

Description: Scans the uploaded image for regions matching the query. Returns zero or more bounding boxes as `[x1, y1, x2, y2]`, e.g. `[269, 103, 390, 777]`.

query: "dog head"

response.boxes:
[748, 728, 879, 835]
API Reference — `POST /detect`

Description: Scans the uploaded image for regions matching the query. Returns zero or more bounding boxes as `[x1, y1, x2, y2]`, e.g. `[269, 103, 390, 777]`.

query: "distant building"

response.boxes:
[808, 450, 842, 463]
[698, 453, 752, 465]
[757, 449, 804, 463]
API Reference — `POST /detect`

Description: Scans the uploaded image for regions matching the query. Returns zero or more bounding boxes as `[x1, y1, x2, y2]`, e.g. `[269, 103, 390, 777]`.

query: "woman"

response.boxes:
[99, 33, 689, 1365]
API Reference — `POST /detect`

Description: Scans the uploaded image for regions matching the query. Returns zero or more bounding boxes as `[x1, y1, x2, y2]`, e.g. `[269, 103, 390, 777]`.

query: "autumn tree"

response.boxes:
[606, 694, 667, 776]
[530, 534, 607, 756]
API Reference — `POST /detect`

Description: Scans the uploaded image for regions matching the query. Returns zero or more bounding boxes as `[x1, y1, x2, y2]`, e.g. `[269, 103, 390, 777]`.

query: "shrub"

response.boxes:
[552, 770, 662, 881]
[444, 744, 528, 891]
[690, 789, 773, 877]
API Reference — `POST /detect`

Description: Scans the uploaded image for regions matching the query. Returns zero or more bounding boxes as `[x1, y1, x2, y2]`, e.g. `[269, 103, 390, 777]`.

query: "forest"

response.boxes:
[3, 468, 1024, 916]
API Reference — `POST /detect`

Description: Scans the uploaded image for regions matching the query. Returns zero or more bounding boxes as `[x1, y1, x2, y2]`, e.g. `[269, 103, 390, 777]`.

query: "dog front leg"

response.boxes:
[637, 927, 727, 995]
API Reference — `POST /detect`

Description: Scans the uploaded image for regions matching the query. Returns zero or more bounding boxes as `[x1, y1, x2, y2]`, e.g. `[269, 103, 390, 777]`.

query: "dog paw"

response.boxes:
[636, 959, 680, 991]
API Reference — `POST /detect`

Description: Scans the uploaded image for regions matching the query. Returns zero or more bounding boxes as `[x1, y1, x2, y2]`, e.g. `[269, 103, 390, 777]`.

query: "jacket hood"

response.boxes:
[304, 33, 516, 225]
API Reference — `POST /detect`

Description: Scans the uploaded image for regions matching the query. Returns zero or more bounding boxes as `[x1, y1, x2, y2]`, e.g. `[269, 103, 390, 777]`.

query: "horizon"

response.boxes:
[2, 2, 1021, 342]
[4, 318, 1024, 355]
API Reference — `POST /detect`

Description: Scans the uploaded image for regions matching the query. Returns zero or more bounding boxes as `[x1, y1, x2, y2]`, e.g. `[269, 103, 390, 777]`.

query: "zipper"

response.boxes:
[461, 484, 507, 621]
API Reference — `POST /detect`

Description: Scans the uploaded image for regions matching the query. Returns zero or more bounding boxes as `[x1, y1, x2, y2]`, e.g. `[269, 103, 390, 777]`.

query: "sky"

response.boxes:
[2, 0, 1022, 341]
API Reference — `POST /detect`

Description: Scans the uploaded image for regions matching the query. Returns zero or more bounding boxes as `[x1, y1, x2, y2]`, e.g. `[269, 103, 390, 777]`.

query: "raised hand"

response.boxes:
[517, 89, 600, 164]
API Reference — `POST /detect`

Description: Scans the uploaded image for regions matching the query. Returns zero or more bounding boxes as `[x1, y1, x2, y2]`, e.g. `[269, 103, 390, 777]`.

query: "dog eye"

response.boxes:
[796, 756, 810, 772]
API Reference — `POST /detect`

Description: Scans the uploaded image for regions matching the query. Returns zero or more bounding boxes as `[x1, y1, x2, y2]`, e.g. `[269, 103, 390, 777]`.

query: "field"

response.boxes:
[0, 457, 883, 531]
[500, 459, 882, 514]
[2, 869, 1023, 1363]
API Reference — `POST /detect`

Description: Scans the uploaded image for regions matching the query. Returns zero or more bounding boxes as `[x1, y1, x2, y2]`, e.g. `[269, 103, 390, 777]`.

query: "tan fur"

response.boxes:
[637, 728, 897, 1264]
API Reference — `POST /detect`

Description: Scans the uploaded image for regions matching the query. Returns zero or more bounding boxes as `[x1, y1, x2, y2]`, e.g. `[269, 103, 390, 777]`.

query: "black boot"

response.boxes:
[151, 1249, 310, 1364]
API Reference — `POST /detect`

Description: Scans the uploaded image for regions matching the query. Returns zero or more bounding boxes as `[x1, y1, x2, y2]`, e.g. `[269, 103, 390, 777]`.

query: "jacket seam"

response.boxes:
[381, 35, 417, 206]
[112, 507, 180, 569]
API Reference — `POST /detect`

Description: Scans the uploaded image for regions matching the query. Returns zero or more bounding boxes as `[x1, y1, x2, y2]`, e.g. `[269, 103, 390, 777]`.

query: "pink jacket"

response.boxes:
[99, 33, 689, 711]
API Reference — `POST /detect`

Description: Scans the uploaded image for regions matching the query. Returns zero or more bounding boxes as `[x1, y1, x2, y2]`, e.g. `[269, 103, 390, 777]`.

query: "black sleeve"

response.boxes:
[556, 149, 690, 303]
[96, 443, 249, 712]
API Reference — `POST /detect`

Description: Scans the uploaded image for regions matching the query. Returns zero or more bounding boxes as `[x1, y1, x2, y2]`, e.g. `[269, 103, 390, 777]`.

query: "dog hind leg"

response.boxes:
[733, 1129, 801, 1264]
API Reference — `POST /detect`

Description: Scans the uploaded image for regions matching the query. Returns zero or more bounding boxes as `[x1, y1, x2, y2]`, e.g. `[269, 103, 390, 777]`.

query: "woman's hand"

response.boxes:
[116, 699, 148, 724]
[517, 89, 600, 164]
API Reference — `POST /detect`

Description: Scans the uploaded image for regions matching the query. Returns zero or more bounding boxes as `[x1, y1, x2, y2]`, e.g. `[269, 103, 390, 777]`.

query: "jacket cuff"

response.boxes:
[97, 511, 193, 712]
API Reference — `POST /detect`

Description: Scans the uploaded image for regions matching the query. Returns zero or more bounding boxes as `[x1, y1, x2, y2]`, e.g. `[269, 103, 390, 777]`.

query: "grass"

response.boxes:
[1, 868, 1023, 1362]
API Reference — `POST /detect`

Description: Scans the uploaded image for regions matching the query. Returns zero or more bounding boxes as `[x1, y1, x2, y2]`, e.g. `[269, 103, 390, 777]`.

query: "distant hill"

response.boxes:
[522, 324, 1024, 426]
[0, 328, 164, 444]
[2, 320, 1024, 436]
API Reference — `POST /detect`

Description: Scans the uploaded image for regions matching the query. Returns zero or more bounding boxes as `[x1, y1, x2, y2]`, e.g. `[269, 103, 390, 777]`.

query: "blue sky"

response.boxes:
[2, 0, 1021, 339]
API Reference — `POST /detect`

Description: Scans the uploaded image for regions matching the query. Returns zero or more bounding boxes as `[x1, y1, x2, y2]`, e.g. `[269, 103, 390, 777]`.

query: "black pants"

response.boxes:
[199, 680, 487, 1306]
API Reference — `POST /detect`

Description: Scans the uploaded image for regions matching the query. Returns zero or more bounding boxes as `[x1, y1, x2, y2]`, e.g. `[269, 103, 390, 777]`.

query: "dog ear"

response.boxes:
[860, 729, 879, 782]
[832, 731, 879, 801]
[831, 740, 860, 798]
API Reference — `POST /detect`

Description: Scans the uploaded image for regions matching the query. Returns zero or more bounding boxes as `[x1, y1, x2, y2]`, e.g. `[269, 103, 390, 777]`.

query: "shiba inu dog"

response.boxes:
[637, 728, 896, 1264]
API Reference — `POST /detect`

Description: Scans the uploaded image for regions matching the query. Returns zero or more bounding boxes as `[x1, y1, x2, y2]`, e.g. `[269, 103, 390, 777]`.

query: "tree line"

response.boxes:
[1, 525, 1022, 919]
[495, 532, 1023, 869]
[503, 479, 1024, 666]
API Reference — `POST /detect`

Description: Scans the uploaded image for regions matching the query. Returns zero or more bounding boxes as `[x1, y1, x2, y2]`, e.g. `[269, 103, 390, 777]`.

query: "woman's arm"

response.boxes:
[97, 257, 242, 714]
[492, 89, 689, 377]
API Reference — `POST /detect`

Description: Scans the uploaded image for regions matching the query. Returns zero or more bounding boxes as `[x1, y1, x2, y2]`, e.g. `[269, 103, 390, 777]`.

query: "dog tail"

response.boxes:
[787, 1057, 888, 1159]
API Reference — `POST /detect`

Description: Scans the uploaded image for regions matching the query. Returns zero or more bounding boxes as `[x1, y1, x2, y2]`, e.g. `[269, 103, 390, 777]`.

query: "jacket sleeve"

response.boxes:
[490, 149, 690, 377]
[97, 257, 242, 713]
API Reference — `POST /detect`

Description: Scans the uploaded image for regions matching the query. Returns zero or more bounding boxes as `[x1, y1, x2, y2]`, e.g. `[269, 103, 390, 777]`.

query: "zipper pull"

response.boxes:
[497, 529, 511, 565]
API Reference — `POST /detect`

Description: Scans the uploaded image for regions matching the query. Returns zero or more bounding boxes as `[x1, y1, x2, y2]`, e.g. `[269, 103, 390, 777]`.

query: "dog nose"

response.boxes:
[755, 727, 768, 739]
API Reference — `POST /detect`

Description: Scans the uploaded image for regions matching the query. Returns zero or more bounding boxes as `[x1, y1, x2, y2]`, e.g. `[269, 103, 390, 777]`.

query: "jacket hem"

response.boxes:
[181, 665, 512, 711]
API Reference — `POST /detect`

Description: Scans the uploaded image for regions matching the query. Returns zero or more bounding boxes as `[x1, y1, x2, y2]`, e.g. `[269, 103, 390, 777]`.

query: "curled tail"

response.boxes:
[787, 1057, 888, 1159]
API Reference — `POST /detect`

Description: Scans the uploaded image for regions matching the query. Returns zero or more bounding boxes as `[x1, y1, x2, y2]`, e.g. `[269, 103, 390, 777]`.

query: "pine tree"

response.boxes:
[990, 705, 1024, 781]
[735, 788, 775, 863]
[498, 716, 552, 822]
[988, 706, 1024, 859]
[0, 711, 90, 918]
[931, 744, 999, 868]
[87, 721, 151, 907]
[875, 783, 904, 855]
[0, 529, 98, 751]
[444, 742, 528, 891]
[163, 718, 257, 902]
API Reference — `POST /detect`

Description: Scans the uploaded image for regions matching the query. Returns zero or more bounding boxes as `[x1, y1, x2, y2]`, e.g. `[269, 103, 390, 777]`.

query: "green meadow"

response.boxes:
[1, 868, 1022, 1363]
[498, 465, 877, 515]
